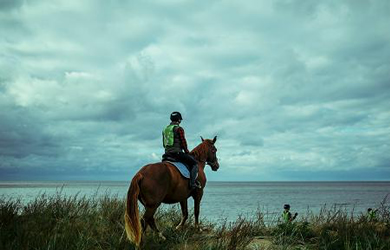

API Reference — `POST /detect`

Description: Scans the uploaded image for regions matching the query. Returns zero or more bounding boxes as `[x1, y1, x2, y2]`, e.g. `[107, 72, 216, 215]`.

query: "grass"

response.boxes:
[1, 193, 389, 250]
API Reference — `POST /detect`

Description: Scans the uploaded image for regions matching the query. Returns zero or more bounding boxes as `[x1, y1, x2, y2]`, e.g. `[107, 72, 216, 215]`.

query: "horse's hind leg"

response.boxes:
[143, 205, 166, 241]
[176, 200, 188, 230]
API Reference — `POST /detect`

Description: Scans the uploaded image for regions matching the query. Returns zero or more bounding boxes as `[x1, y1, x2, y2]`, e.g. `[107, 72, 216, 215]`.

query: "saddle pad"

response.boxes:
[166, 161, 193, 179]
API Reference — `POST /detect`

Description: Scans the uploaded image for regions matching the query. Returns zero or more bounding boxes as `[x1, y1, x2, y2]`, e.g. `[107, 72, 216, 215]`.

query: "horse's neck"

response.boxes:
[191, 143, 207, 169]
[197, 161, 206, 171]
[191, 144, 207, 183]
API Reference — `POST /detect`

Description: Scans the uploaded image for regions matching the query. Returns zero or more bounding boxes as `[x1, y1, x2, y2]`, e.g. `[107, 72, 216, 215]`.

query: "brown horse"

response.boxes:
[124, 136, 219, 247]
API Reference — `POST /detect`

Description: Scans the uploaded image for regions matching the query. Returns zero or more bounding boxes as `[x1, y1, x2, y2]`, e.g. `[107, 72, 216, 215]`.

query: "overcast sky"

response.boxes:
[1, 0, 389, 181]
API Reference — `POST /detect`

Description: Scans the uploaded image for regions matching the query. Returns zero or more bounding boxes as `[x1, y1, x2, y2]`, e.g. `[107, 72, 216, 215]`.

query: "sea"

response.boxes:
[1, 181, 389, 224]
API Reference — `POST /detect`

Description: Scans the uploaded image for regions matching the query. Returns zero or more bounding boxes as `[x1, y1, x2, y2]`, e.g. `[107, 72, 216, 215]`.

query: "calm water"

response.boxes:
[1, 181, 389, 223]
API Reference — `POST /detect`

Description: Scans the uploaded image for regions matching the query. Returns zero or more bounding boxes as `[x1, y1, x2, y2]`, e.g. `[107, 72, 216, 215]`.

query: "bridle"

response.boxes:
[207, 159, 219, 171]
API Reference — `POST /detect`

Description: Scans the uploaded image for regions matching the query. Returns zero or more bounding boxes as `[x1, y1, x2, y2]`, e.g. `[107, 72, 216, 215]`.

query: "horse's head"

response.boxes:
[200, 136, 219, 171]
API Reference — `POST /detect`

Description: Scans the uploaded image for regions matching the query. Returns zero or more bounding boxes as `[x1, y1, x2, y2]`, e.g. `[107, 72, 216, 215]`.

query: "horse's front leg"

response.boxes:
[193, 190, 204, 231]
[175, 200, 188, 230]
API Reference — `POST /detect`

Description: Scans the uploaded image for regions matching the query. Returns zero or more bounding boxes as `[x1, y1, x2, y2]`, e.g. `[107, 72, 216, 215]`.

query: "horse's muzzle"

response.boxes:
[209, 161, 219, 171]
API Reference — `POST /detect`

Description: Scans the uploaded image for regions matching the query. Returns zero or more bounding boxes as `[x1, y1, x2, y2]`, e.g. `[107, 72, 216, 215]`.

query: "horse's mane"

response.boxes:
[190, 140, 210, 162]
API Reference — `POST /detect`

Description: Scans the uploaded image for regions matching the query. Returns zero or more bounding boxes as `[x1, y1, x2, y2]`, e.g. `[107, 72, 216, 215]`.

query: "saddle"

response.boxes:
[162, 154, 191, 170]
[161, 154, 194, 179]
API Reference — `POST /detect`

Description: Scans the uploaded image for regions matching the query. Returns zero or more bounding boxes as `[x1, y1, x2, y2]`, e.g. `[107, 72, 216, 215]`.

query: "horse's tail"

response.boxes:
[124, 172, 143, 247]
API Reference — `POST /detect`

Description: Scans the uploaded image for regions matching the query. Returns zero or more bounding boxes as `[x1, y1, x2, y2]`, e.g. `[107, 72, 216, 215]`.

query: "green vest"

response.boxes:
[282, 211, 290, 223]
[163, 124, 179, 148]
[368, 210, 376, 221]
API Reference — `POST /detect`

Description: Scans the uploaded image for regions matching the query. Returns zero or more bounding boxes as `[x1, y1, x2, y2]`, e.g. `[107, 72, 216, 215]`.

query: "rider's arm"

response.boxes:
[292, 212, 298, 221]
[177, 127, 189, 153]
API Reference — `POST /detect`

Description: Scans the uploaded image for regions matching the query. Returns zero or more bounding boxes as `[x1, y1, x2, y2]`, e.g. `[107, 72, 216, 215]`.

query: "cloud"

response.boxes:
[0, 0, 24, 12]
[0, 0, 389, 180]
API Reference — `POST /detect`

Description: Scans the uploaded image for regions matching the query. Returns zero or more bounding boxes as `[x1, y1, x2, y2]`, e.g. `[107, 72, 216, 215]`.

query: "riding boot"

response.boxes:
[190, 164, 201, 189]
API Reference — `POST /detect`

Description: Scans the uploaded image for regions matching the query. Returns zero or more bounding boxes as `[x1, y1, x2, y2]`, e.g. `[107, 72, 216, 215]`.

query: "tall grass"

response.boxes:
[1, 193, 389, 250]
[271, 197, 390, 250]
[1, 193, 129, 250]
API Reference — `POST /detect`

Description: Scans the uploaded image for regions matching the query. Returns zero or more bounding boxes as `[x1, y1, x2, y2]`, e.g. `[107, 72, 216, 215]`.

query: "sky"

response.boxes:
[0, 0, 389, 181]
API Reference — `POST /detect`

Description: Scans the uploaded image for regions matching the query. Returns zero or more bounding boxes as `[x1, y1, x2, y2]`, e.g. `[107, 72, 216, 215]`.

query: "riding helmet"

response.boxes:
[170, 111, 183, 122]
[284, 204, 290, 209]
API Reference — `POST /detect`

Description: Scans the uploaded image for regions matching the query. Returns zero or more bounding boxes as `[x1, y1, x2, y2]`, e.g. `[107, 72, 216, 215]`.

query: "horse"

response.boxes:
[124, 136, 219, 247]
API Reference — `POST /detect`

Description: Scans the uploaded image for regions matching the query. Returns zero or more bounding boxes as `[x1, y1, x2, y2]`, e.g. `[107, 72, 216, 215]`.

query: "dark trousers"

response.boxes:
[175, 152, 197, 167]
[164, 152, 198, 188]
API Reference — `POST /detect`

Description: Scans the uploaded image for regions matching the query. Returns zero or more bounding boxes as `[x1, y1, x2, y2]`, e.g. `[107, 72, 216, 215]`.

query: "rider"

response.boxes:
[282, 204, 298, 223]
[367, 208, 378, 222]
[162, 111, 202, 189]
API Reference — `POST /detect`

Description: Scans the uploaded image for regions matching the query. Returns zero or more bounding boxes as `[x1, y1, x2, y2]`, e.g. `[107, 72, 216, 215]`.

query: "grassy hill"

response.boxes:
[1, 193, 389, 249]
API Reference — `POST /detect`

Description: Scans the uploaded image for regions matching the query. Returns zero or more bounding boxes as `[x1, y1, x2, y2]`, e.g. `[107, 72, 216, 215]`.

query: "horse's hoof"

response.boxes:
[158, 232, 166, 241]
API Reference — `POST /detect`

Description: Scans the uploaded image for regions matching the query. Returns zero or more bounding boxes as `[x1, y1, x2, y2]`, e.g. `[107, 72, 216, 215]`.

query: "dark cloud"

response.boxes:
[0, 0, 24, 11]
[0, 0, 389, 180]
[0, 105, 61, 159]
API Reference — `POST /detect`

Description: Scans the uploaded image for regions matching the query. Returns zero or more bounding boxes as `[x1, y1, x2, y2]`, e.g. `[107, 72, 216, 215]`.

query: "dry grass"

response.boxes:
[1, 193, 389, 250]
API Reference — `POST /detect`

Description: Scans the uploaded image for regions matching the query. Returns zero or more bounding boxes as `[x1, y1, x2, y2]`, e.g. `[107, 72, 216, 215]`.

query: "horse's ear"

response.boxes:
[212, 136, 217, 144]
[200, 136, 204, 142]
